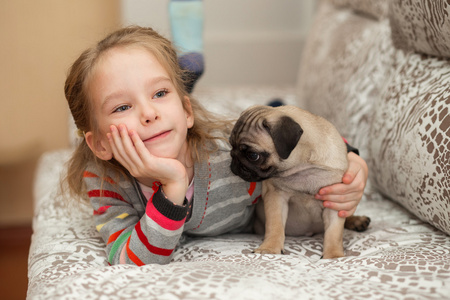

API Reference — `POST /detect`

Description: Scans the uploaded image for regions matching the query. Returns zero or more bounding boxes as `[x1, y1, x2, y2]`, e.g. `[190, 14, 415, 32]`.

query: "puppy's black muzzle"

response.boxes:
[230, 157, 264, 182]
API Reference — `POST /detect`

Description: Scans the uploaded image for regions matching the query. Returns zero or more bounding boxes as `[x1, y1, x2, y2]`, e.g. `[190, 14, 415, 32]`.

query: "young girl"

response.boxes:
[64, 26, 369, 266]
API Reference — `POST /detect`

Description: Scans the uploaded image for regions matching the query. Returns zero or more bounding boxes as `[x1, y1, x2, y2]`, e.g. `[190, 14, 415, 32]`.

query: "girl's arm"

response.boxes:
[86, 124, 191, 265]
[85, 170, 188, 265]
[315, 151, 368, 218]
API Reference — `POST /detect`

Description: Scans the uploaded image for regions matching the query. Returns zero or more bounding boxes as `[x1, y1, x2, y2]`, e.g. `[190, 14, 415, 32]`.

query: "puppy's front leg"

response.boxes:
[255, 185, 288, 254]
[322, 208, 345, 259]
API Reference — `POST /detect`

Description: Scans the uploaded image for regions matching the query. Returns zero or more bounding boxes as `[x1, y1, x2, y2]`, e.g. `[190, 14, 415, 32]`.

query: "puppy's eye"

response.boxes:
[246, 152, 260, 162]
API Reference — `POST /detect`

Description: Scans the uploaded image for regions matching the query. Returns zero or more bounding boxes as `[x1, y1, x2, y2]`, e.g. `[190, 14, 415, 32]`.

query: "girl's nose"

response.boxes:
[141, 103, 159, 124]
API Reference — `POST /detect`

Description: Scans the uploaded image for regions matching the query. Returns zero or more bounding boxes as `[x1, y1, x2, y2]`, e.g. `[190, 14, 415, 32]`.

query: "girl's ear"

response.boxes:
[85, 131, 113, 161]
[184, 96, 194, 128]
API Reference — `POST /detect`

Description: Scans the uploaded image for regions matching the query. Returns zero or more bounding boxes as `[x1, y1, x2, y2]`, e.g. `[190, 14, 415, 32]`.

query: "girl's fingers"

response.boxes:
[317, 166, 365, 200]
[338, 207, 356, 218]
[317, 183, 363, 206]
[345, 152, 368, 185]
[316, 181, 363, 217]
[322, 196, 359, 210]
[342, 153, 359, 184]
[317, 184, 347, 200]
[118, 125, 141, 163]
[342, 170, 356, 185]
[316, 181, 359, 201]
[129, 130, 151, 162]
[108, 125, 126, 163]
[314, 153, 368, 218]
[109, 125, 140, 170]
[323, 197, 358, 218]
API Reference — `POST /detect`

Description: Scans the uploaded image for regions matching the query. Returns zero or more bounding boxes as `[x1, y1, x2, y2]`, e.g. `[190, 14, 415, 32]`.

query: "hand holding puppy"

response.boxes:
[315, 152, 368, 218]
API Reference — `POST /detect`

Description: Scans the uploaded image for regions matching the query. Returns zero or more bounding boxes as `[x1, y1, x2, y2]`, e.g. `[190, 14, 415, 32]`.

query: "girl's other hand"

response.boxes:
[315, 152, 368, 218]
[107, 124, 188, 205]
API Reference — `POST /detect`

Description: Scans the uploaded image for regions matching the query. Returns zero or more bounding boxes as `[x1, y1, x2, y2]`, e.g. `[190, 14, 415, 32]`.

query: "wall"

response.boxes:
[121, 0, 315, 87]
[0, 0, 315, 225]
[0, 0, 120, 225]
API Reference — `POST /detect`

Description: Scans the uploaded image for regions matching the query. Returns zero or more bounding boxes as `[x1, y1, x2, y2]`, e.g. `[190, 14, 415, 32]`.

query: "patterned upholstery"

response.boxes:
[370, 53, 450, 235]
[390, 0, 450, 58]
[371, 0, 450, 235]
[28, 1, 450, 299]
[298, 0, 450, 235]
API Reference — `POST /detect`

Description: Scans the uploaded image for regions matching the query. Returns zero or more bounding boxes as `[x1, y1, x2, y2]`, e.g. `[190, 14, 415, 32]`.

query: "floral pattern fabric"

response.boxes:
[28, 150, 450, 299]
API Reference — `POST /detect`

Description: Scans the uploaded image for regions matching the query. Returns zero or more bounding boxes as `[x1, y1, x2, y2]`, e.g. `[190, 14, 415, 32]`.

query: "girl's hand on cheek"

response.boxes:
[315, 152, 368, 218]
[108, 124, 188, 205]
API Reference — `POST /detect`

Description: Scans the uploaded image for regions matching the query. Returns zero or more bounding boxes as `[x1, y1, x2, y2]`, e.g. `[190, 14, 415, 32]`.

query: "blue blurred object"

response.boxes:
[169, 0, 204, 93]
[267, 99, 285, 107]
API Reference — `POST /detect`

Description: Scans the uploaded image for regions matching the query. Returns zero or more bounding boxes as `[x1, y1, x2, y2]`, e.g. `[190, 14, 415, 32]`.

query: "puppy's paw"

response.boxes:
[254, 246, 284, 255]
[321, 251, 344, 259]
[344, 215, 371, 232]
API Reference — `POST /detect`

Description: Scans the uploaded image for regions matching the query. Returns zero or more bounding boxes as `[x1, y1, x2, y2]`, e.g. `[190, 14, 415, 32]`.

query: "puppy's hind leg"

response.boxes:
[322, 209, 345, 259]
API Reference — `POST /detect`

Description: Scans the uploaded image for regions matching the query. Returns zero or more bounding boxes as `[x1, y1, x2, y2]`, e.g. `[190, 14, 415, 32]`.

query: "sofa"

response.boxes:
[27, 0, 450, 299]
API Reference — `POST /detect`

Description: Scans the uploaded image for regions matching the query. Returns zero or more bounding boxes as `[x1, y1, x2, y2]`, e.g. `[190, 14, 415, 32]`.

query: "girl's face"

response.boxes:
[85, 46, 194, 164]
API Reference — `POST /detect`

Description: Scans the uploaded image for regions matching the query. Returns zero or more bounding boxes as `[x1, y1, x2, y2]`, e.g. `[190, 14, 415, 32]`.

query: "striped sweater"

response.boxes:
[84, 145, 261, 265]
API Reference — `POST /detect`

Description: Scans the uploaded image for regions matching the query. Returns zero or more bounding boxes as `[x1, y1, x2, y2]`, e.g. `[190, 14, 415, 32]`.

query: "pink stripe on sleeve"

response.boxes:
[145, 200, 185, 231]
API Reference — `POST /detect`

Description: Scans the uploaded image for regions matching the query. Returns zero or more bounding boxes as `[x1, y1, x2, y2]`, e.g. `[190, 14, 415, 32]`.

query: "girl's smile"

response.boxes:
[142, 130, 172, 144]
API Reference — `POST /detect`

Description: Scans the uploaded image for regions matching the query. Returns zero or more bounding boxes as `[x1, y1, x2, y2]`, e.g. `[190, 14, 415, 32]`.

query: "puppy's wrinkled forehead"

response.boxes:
[231, 105, 303, 160]
[230, 106, 273, 145]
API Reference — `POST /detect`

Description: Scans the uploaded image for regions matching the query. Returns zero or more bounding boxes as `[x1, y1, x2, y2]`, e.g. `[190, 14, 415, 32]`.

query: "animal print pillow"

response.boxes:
[369, 52, 450, 236]
[390, 0, 450, 58]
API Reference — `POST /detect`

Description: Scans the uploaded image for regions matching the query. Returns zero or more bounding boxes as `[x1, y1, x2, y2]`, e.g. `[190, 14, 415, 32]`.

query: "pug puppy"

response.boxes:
[230, 105, 370, 259]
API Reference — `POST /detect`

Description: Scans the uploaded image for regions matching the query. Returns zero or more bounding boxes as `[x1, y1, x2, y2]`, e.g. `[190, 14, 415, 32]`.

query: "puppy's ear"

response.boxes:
[264, 116, 303, 159]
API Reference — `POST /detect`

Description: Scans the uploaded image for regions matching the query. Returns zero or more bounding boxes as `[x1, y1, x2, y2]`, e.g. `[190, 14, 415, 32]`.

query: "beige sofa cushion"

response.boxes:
[331, 0, 389, 20]
[297, 0, 394, 159]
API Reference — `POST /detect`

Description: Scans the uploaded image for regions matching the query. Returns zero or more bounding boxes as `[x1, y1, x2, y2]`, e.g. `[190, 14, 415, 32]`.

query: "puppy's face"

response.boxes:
[230, 129, 275, 182]
[230, 106, 303, 182]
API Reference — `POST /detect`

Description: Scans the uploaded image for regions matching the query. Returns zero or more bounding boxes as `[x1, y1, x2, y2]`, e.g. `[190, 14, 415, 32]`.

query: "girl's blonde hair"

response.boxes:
[64, 26, 233, 201]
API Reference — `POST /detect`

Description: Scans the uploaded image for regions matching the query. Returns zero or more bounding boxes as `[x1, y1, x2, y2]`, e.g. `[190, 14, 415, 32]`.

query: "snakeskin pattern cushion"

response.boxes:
[369, 0, 450, 235]
[390, 0, 450, 58]
[369, 53, 450, 235]
[299, 0, 450, 235]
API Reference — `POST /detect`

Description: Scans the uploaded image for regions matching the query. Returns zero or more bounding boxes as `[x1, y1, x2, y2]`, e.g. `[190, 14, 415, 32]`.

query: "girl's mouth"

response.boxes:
[143, 130, 171, 143]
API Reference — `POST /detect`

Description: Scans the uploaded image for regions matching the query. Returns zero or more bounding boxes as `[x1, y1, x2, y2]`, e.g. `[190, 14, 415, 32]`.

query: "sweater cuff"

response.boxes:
[345, 143, 360, 156]
[152, 186, 188, 221]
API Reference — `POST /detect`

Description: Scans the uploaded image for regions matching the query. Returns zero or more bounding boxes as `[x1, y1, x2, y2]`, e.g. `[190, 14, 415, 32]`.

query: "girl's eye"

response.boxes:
[113, 105, 131, 113]
[154, 89, 168, 99]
